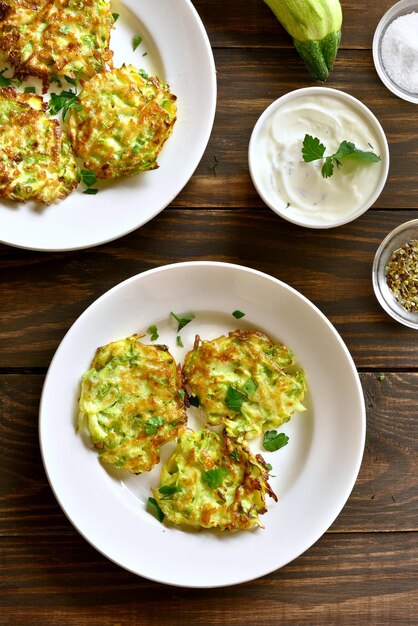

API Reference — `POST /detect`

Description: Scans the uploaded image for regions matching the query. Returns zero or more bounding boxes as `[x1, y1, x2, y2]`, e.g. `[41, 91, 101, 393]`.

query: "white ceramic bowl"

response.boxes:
[373, 0, 418, 104]
[248, 87, 390, 229]
[372, 219, 418, 329]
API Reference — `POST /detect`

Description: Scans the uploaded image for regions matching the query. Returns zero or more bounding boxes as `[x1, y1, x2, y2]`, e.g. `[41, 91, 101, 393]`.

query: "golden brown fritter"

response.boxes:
[78, 334, 187, 474]
[152, 429, 277, 531]
[183, 330, 306, 440]
[0, 0, 114, 81]
[0, 86, 78, 203]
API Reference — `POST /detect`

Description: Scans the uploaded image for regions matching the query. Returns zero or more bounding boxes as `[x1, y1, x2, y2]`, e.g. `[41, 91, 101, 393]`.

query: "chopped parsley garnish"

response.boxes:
[147, 497, 164, 522]
[243, 378, 257, 399]
[48, 89, 81, 120]
[302, 134, 381, 178]
[142, 51, 148, 57]
[232, 310, 245, 319]
[230, 449, 240, 462]
[225, 385, 246, 412]
[112, 12, 120, 22]
[24, 86, 36, 94]
[263, 430, 289, 452]
[189, 395, 200, 407]
[176, 335, 184, 348]
[145, 415, 164, 435]
[208, 154, 219, 175]
[49, 75, 63, 88]
[133, 34, 142, 51]
[178, 389, 185, 401]
[201, 467, 228, 489]
[147, 324, 159, 341]
[80, 169, 98, 195]
[158, 485, 181, 497]
[139, 69, 149, 80]
[170, 311, 195, 332]
[0, 68, 16, 87]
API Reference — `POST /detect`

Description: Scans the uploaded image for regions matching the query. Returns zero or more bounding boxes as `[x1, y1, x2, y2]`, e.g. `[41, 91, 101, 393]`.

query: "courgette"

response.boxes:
[263, 0, 343, 82]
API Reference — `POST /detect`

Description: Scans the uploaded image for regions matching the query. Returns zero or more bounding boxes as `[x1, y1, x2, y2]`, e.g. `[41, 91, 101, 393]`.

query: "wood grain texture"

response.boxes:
[1, 210, 418, 370]
[193, 0, 396, 51]
[0, 533, 417, 625]
[1, 373, 417, 537]
[174, 49, 418, 210]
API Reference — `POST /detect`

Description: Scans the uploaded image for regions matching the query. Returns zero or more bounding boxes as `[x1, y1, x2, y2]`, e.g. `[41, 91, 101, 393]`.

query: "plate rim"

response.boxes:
[0, 0, 217, 252]
[39, 261, 366, 587]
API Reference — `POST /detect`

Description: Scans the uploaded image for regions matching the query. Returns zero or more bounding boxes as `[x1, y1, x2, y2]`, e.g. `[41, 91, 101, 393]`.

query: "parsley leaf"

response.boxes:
[189, 395, 200, 407]
[263, 430, 289, 452]
[133, 34, 142, 51]
[225, 385, 246, 412]
[147, 497, 164, 522]
[83, 188, 99, 195]
[302, 134, 381, 179]
[112, 12, 120, 22]
[145, 415, 164, 435]
[158, 485, 181, 497]
[230, 449, 240, 462]
[232, 310, 245, 319]
[170, 311, 195, 332]
[176, 335, 183, 348]
[178, 389, 185, 401]
[81, 169, 97, 187]
[201, 468, 228, 489]
[147, 324, 159, 341]
[24, 86, 36, 94]
[48, 89, 80, 120]
[243, 378, 257, 399]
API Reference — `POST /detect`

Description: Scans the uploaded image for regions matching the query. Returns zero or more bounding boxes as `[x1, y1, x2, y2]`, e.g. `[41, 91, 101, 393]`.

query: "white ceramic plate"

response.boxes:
[0, 0, 216, 251]
[39, 262, 366, 588]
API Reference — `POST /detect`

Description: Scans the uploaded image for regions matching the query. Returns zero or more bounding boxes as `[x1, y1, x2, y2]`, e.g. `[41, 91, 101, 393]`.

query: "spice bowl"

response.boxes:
[372, 219, 418, 329]
[372, 0, 418, 104]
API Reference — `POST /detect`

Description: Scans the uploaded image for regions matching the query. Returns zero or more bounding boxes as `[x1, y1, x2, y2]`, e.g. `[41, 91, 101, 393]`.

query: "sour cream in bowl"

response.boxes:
[249, 87, 389, 229]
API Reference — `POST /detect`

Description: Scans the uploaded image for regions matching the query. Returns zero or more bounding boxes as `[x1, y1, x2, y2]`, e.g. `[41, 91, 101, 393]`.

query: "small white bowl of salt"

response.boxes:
[373, 0, 418, 104]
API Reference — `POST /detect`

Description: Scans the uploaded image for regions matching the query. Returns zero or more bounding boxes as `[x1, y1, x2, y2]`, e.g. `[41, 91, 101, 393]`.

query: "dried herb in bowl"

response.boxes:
[386, 239, 418, 312]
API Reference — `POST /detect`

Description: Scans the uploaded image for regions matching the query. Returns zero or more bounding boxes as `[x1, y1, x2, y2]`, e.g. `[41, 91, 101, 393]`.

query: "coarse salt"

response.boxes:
[381, 12, 418, 94]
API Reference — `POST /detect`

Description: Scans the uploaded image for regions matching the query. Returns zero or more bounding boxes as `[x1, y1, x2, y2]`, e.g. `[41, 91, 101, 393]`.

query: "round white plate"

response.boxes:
[39, 262, 366, 588]
[0, 0, 216, 251]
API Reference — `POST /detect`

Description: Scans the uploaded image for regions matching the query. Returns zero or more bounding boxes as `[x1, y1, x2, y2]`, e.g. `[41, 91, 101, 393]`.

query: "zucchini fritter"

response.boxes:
[152, 429, 277, 531]
[66, 65, 177, 179]
[183, 330, 306, 440]
[0, 86, 78, 203]
[0, 0, 113, 80]
[78, 335, 187, 474]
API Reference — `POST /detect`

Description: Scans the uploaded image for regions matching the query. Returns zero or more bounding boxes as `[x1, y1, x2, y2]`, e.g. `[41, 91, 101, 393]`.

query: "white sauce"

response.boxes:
[254, 94, 385, 225]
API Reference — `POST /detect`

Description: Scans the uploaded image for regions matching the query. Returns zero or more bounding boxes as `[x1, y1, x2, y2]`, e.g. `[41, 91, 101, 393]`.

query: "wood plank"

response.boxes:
[0, 532, 417, 625]
[193, 0, 396, 51]
[1, 210, 418, 369]
[175, 48, 418, 210]
[1, 373, 417, 537]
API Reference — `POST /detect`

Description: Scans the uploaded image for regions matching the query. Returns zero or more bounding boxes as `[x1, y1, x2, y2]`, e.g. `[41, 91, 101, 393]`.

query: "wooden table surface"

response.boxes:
[1, 0, 418, 624]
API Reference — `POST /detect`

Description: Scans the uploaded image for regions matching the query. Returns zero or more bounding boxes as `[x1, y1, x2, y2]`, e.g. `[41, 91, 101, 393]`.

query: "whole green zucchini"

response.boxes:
[263, 0, 343, 82]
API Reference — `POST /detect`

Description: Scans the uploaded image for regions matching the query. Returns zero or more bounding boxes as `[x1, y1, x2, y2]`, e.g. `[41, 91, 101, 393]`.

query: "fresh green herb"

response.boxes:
[0, 68, 15, 87]
[112, 12, 120, 22]
[83, 188, 99, 195]
[48, 89, 80, 120]
[145, 415, 164, 435]
[147, 324, 159, 341]
[64, 75, 78, 87]
[139, 69, 149, 80]
[263, 430, 289, 452]
[142, 51, 148, 57]
[49, 75, 62, 88]
[232, 309, 245, 319]
[176, 335, 184, 348]
[24, 86, 36, 94]
[170, 311, 195, 332]
[158, 485, 181, 497]
[225, 385, 246, 412]
[302, 134, 381, 179]
[230, 450, 240, 462]
[178, 389, 185, 401]
[133, 34, 142, 51]
[377, 374, 385, 381]
[201, 467, 228, 489]
[243, 378, 257, 399]
[147, 497, 164, 522]
[189, 395, 200, 407]
[81, 169, 97, 188]
[266, 463, 273, 472]
[208, 154, 219, 175]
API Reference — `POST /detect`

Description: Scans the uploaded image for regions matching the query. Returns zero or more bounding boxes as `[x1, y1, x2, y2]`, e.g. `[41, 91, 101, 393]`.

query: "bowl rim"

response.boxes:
[372, 218, 418, 329]
[372, 0, 418, 105]
[248, 86, 390, 229]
